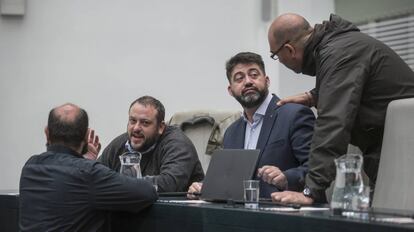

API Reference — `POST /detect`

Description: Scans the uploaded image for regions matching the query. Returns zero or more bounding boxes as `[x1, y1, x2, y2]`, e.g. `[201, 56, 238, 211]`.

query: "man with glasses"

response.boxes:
[268, 13, 414, 205]
[188, 52, 315, 198]
[98, 96, 204, 192]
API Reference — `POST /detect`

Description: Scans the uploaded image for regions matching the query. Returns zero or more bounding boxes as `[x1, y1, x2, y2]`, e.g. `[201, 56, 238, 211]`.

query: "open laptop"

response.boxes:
[200, 149, 260, 202]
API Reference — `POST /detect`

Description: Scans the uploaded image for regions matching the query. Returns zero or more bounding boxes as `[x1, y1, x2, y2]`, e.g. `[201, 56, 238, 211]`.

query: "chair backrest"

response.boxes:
[372, 98, 414, 210]
[168, 110, 241, 173]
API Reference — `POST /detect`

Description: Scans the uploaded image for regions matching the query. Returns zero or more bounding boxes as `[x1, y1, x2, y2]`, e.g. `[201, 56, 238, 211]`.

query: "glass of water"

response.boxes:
[119, 152, 142, 178]
[355, 185, 370, 210]
[243, 180, 260, 209]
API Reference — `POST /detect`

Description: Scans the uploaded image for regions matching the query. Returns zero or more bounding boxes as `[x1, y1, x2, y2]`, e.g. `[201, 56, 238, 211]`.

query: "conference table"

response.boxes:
[2, 190, 414, 232]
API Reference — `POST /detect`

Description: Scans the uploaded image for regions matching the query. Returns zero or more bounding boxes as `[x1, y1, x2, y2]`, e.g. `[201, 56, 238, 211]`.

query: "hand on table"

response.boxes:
[271, 191, 314, 205]
[187, 182, 203, 199]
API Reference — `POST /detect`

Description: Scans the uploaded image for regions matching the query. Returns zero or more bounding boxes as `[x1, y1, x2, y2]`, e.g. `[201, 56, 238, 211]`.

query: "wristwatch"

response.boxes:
[303, 187, 314, 199]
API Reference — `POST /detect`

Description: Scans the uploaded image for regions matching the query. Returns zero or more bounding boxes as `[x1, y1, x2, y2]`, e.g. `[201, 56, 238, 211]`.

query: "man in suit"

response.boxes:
[188, 52, 315, 198]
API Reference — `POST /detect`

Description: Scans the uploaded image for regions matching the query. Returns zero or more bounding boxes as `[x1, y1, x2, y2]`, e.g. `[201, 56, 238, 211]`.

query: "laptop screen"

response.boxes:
[200, 149, 260, 202]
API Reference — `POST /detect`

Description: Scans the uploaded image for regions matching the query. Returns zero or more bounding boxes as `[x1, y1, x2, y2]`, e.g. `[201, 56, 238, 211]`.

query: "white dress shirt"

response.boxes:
[242, 93, 272, 149]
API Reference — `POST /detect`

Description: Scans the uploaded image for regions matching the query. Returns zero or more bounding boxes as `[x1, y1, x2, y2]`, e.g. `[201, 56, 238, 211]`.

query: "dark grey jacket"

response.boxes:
[98, 126, 204, 192]
[223, 95, 314, 197]
[302, 14, 414, 202]
[19, 145, 157, 232]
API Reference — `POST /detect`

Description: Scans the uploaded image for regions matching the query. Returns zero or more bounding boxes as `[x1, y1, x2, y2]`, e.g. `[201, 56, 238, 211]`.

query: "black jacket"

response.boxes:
[302, 14, 414, 202]
[98, 126, 204, 192]
[19, 145, 157, 232]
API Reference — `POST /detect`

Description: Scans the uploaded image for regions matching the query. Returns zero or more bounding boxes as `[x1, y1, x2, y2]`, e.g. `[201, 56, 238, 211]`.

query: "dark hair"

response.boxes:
[129, 96, 165, 124]
[225, 52, 266, 82]
[47, 103, 89, 148]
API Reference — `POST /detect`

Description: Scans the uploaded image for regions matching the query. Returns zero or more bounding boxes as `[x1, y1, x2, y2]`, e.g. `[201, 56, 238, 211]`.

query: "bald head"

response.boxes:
[47, 103, 88, 149]
[268, 13, 312, 48]
[53, 103, 82, 123]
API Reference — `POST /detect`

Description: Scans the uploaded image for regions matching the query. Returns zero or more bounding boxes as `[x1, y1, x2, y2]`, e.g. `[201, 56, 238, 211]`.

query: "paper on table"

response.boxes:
[299, 207, 330, 211]
[373, 217, 414, 224]
[157, 199, 210, 204]
[260, 207, 330, 212]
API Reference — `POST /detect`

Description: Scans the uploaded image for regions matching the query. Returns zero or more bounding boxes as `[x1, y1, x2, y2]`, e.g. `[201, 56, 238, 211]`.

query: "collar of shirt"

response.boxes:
[125, 140, 137, 153]
[124, 139, 157, 156]
[242, 93, 272, 149]
[47, 144, 82, 158]
[242, 93, 272, 125]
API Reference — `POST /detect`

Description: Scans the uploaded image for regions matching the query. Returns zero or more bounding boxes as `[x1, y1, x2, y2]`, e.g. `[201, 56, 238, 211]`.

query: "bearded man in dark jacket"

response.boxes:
[267, 13, 414, 204]
[98, 96, 204, 192]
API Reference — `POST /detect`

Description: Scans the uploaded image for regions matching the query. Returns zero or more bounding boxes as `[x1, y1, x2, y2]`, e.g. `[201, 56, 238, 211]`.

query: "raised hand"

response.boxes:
[83, 129, 101, 160]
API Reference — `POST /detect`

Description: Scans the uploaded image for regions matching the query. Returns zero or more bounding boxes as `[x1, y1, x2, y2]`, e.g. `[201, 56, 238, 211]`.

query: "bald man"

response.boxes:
[268, 13, 414, 205]
[19, 103, 157, 231]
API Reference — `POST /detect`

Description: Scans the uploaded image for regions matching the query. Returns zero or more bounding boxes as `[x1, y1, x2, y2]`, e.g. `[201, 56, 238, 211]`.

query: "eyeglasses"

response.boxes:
[270, 40, 290, 60]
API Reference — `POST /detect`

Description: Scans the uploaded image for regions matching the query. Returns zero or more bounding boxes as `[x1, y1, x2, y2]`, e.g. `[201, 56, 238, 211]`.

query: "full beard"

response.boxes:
[130, 133, 160, 153]
[235, 89, 268, 108]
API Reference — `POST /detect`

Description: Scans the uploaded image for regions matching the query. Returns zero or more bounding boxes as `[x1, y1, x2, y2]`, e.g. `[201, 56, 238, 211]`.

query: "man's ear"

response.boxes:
[79, 129, 90, 155]
[85, 128, 90, 142]
[286, 44, 296, 57]
[44, 126, 50, 144]
[227, 85, 234, 97]
[158, 121, 166, 135]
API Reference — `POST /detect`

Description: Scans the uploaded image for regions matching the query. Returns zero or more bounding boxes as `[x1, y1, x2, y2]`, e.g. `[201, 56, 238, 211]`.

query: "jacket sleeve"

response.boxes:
[97, 133, 128, 171]
[283, 105, 315, 191]
[90, 162, 158, 213]
[306, 46, 368, 202]
[97, 145, 114, 168]
[156, 135, 203, 192]
[222, 124, 235, 148]
[222, 119, 245, 149]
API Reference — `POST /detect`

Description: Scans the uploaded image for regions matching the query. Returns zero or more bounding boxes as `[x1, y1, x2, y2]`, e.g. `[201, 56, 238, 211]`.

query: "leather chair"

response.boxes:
[168, 110, 241, 173]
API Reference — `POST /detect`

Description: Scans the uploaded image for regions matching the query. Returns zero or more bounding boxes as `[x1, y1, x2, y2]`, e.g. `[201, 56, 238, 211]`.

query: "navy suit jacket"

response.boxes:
[223, 95, 315, 198]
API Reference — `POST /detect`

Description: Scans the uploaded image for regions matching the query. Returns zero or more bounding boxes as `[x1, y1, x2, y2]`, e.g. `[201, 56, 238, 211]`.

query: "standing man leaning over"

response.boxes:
[19, 103, 157, 232]
[268, 13, 414, 204]
[99, 96, 204, 192]
[188, 52, 315, 198]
